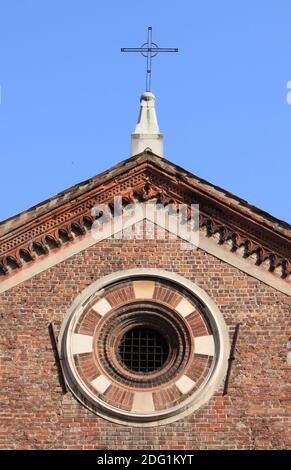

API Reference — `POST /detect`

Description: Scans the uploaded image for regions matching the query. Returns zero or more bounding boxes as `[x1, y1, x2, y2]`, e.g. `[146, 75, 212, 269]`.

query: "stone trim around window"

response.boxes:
[58, 268, 230, 426]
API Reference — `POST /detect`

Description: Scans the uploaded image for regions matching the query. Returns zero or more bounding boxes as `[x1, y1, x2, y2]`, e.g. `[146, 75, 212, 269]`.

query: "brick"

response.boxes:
[0, 232, 290, 450]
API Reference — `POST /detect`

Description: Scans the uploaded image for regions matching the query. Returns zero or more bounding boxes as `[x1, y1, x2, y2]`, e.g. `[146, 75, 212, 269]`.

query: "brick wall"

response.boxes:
[0, 231, 290, 449]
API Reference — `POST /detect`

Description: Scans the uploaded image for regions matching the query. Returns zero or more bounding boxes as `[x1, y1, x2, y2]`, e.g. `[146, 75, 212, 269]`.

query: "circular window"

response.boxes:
[59, 269, 230, 426]
[93, 302, 192, 387]
[118, 327, 169, 374]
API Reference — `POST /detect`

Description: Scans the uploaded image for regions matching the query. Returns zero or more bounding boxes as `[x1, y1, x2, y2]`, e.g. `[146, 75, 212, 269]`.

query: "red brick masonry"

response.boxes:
[0, 234, 290, 449]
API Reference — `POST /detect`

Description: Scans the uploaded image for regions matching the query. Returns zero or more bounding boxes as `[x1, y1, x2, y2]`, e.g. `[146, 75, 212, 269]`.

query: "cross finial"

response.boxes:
[121, 27, 178, 91]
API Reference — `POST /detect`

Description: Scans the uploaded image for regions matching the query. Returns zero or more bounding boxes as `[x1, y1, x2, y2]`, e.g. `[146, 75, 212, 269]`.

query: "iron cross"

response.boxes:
[121, 27, 178, 92]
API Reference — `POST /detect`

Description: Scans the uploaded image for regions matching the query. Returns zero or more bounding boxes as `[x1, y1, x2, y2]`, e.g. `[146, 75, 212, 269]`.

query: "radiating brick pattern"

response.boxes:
[61, 266, 284, 433]
[105, 284, 135, 308]
[74, 353, 100, 383]
[153, 283, 181, 308]
[186, 354, 213, 384]
[187, 311, 210, 337]
[76, 309, 101, 335]
[102, 384, 134, 411]
[0, 231, 290, 449]
[153, 384, 184, 411]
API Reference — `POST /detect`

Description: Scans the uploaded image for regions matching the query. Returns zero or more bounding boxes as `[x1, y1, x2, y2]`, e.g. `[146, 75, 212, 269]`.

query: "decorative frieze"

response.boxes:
[0, 155, 290, 285]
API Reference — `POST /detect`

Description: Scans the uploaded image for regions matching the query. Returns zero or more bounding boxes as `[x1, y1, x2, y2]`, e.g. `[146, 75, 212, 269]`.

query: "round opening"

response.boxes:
[95, 303, 193, 387]
[118, 327, 169, 374]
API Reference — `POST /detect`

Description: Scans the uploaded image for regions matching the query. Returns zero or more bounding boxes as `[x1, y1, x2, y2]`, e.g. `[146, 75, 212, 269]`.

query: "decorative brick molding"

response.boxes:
[58, 268, 230, 426]
[0, 152, 290, 293]
[1, 238, 290, 449]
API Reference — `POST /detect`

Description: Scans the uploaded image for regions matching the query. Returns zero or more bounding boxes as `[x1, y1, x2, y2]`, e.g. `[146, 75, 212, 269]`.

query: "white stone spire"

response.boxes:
[131, 92, 164, 157]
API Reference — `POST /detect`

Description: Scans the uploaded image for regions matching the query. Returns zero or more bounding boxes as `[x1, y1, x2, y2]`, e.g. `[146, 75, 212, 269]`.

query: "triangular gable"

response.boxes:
[0, 151, 290, 295]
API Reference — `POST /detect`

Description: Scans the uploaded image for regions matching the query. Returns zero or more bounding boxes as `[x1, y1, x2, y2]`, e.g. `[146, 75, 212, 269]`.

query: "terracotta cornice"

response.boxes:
[0, 152, 290, 286]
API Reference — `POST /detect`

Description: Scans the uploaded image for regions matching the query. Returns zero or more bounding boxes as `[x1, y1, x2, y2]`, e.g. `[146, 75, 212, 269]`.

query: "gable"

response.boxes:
[0, 151, 290, 295]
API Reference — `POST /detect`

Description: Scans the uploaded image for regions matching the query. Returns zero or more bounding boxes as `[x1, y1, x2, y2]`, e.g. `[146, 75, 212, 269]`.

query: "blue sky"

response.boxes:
[0, 0, 290, 222]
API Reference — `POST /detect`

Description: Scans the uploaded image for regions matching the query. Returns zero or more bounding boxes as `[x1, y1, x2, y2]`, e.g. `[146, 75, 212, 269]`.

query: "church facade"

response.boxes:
[0, 93, 290, 450]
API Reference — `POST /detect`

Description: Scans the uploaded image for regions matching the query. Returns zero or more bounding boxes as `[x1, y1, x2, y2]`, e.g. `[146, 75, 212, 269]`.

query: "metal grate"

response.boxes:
[118, 327, 169, 373]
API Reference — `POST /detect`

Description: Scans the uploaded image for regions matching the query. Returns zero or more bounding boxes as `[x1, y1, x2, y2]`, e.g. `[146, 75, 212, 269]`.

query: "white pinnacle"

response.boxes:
[131, 92, 164, 157]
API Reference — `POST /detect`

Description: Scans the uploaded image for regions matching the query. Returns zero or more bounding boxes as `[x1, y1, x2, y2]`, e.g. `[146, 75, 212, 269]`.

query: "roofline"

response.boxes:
[0, 151, 290, 240]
